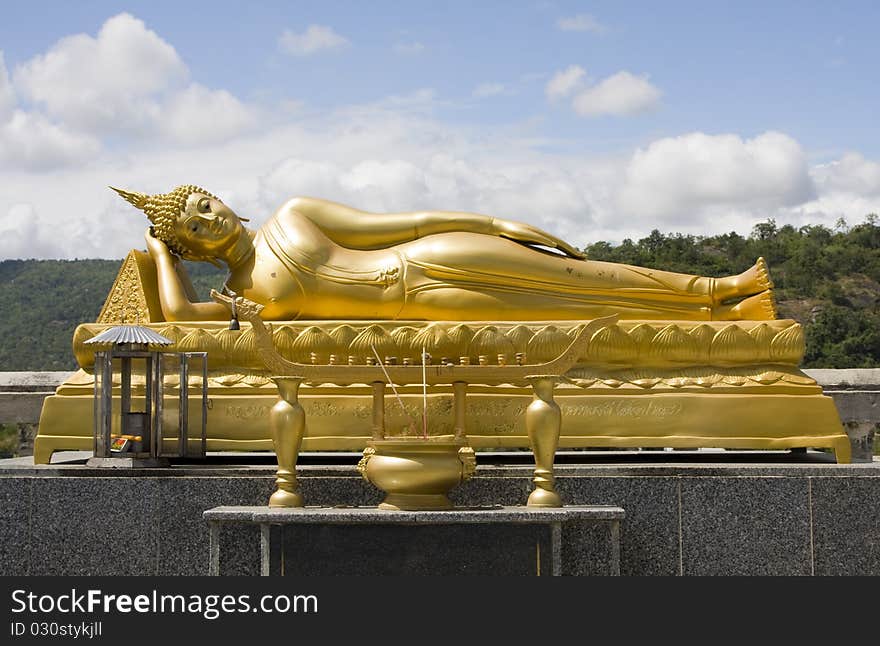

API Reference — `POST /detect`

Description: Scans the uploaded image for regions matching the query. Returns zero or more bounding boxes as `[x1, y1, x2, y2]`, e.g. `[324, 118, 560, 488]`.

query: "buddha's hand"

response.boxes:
[210, 288, 265, 319]
[144, 228, 177, 264]
[490, 218, 586, 259]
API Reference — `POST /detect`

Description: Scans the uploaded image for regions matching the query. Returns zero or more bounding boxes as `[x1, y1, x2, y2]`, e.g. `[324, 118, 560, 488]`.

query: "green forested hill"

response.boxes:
[0, 259, 120, 370]
[0, 259, 225, 370]
[2, 216, 878, 370]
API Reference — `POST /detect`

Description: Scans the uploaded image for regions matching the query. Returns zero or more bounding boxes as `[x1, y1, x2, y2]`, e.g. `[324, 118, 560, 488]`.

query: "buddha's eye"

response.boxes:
[190, 223, 199, 232]
[197, 198, 211, 213]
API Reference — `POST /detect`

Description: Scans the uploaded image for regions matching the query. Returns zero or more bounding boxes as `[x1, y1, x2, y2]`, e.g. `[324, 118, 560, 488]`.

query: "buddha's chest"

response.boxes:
[225, 249, 305, 320]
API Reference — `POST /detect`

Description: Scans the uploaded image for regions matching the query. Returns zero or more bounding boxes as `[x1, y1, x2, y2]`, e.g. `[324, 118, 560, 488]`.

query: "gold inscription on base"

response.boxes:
[224, 404, 272, 420]
[563, 400, 684, 418]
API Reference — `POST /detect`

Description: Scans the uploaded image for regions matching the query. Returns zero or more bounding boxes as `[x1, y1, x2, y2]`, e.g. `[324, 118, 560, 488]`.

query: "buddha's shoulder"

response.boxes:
[274, 195, 341, 216]
[262, 204, 324, 239]
[253, 212, 327, 266]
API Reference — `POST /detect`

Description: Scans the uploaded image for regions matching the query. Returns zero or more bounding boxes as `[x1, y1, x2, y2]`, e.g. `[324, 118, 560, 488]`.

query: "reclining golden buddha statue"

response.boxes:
[114, 184, 775, 323]
[33, 184, 850, 463]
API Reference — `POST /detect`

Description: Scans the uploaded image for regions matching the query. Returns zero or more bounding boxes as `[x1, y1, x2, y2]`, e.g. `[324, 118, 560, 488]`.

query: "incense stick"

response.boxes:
[421, 346, 428, 440]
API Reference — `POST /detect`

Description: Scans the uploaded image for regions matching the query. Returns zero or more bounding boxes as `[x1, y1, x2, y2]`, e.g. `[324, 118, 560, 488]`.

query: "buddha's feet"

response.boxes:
[713, 257, 773, 304]
[714, 289, 777, 320]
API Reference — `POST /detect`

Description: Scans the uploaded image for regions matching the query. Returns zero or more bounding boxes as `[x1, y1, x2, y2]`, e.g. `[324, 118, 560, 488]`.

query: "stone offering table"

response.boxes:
[204, 505, 625, 576]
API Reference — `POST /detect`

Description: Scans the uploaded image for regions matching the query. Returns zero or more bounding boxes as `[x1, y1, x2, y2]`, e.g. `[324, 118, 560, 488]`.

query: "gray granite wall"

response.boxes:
[1, 461, 877, 576]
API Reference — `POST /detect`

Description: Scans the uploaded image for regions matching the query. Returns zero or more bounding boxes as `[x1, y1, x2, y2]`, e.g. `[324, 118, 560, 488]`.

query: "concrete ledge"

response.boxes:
[0, 372, 74, 391]
[804, 369, 880, 388]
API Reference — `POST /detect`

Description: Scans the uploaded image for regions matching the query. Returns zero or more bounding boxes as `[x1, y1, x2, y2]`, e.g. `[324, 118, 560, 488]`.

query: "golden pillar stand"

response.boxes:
[452, 381, 467, 441]
[371, 381, 386, 440]
[525, 375, 562, 507]
[268, 376, 306, 508]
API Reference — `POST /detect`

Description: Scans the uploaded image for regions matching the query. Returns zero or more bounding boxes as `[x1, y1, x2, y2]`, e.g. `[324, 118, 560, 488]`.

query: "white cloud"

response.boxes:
[545, 65, 585, 100]
[160, 84, 256, 145]
[339, 88, 440, 119]
[3, 45, 102, 171]
[557, 14, 607, 33]
[0, 204, 66, 258]
[473, 83, 505, 98]
[0, 52, 15, 120]
[617, 131, 815, 223]
[342, 159, 430, 210]
[572, 71, 661, 117]
[784, 153, 880, 227]
[10, 13, 256, 146]
[262, 158, 343, 206]
[0, 110, 100, 170]
[810, 153, 880, 197]
[278, 25, 350, 56]
[13, 13, 186, 134]
[393, 41, 425, 55]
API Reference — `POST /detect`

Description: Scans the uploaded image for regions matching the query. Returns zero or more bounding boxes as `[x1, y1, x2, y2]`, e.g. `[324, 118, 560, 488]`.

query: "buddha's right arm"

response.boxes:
[148, 245, 229, 322]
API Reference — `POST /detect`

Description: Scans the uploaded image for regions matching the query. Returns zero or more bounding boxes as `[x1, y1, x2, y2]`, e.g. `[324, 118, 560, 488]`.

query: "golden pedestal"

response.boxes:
[36, 315, 850, 465]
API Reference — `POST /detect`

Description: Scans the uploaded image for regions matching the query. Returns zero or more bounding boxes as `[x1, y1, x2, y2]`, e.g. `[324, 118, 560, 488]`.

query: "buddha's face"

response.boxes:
[175, 192, 244, 257]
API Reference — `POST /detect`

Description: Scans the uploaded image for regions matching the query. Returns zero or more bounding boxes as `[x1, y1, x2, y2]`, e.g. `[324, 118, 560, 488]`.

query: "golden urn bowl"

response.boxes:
[358, 437, 476, 511]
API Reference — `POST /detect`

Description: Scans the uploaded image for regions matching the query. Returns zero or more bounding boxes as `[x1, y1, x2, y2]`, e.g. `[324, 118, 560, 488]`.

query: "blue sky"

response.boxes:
[1, 1, 878, 258]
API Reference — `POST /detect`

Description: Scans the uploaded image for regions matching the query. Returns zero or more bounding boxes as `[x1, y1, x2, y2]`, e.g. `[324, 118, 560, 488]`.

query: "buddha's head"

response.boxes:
[111, 184, 247, 262]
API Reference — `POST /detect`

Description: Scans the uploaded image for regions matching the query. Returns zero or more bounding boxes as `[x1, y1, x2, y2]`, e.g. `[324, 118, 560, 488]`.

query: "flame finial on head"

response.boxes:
[109, 186, 148, 211]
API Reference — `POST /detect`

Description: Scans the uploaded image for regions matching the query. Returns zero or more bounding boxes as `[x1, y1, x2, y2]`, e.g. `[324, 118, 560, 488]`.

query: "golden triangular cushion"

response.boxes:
[96, 250, 163, 323]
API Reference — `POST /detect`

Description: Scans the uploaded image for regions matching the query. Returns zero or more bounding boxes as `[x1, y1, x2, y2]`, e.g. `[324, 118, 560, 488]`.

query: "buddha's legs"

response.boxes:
[398, 286, 715, 320]
[397, 233, 773, 321]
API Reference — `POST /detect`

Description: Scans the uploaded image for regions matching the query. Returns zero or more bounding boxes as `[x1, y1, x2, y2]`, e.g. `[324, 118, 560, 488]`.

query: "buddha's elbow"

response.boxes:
[160, 306, 189, 322]
[160, 301, 201, 322]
